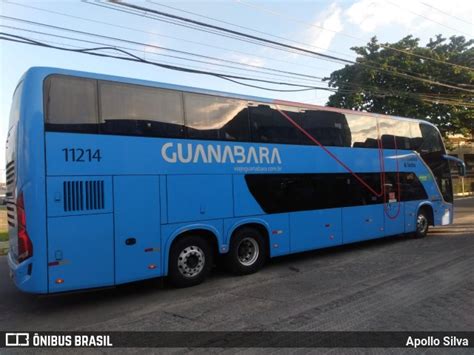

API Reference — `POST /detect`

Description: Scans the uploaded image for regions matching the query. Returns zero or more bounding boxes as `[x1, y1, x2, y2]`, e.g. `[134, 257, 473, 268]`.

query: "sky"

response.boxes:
[0, 0, 473, 181]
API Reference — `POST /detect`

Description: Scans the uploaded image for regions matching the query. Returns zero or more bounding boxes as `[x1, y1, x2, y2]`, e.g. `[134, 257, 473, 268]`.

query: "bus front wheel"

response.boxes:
[168, 236, 213, 288]
[226, 227, 267, 275]
[413, 208, 430, 238]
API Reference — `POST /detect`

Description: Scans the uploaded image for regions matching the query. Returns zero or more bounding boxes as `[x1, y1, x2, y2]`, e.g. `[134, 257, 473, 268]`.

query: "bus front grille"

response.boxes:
[63, 180, 105, 212]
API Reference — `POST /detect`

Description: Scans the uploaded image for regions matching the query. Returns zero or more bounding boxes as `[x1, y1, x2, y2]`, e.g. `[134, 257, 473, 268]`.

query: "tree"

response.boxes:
[325, 35, 474, 137]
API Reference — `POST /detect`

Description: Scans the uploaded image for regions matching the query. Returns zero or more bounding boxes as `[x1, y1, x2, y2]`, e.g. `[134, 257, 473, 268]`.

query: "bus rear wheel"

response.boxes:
[168, 236, 213, 288]
[226, 227, 267, 275]
[413, 209, 430, 238]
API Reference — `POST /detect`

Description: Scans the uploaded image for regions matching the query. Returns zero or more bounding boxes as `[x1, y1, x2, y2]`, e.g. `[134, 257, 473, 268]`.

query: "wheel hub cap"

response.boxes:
[177, 246, 205, 278]
[417, 215, 428, 233]
[237, 237, 259, 266]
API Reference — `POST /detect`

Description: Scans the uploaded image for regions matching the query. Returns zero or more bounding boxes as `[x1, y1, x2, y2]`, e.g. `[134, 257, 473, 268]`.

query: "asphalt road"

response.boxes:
[0, 198, 473, 333]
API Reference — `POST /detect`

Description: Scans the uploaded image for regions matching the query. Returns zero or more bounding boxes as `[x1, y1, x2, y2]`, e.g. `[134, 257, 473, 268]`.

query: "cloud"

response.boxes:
[143, 42, 162, 54]
[235, 55, 265, 67]
[345, 0, 473, 34]
[307, 3, 343, 52]
[345, 0, 409, 32]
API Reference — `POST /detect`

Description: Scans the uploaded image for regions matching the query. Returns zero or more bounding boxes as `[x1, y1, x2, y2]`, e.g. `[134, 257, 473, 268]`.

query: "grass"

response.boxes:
[0, 209, 8, 255]
[0, 231, 8, 242]
[0, 231, 8, 256]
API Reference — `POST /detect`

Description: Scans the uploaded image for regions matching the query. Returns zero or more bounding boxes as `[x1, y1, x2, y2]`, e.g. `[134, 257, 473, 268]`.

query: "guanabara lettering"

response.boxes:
[161, 142, 282, 164]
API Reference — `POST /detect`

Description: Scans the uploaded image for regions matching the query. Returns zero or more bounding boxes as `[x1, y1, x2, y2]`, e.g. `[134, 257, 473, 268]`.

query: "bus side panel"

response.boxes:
[290, 209, 343, 253]
[383, 202, 405, 237]
[167, 174, 233, 223]
[342, 205, 384, 243]
[404, 201, 415, 233]
[48, 214, 114, 292]
[233, 175, 264, 216]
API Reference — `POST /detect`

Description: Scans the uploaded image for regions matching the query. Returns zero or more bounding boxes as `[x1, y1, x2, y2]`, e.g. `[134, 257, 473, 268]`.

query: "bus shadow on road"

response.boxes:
[18, 233, 418, 310]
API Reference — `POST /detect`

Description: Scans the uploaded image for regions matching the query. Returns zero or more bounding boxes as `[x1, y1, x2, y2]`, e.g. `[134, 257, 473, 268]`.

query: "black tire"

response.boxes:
[226, 227, 267, 275]
[413, 208, 430, 238]
[168, 236, 213, 288]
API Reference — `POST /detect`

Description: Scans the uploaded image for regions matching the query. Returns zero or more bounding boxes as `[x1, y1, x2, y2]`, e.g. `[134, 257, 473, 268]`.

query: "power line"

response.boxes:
[0, 17, 331, 86]
[6, 0, 329, 73]
[2, 17, 471, 106]
[5, 0, 471, 101]
[2, 32, 473, 108]
[106, 0, 474, 93]
[119, 0, 474, 89]
[0, 32, 332, 92]
[419, 2, 472, 26]
[1, 24, 331, 87]
[235, 0, 474, 72]
[4, 2, 473, 101]
[147, 0, 356, 60]
[89, 1, 333, 64]
[105, 0, 353, 64]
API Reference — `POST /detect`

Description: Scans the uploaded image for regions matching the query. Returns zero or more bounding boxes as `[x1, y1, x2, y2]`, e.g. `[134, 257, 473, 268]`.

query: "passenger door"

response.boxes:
[383, 175, 405, 236]
[113, 176, 161, 284]
[341, 174, 384, 243]
[287, 172, 344, 252]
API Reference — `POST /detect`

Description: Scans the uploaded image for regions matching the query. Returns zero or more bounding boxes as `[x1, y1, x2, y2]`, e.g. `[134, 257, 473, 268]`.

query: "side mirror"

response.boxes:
[457, 161, 466, 177]
[443, 154, 466, 177]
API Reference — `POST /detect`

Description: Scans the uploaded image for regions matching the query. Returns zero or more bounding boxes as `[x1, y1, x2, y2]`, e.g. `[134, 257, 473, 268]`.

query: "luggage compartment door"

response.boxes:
[47, 176, 114, 293]
[114, 176, 161, 284]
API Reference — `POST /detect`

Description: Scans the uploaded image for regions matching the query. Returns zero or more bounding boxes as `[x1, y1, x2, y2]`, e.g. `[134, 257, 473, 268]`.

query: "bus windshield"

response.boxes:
[412, 122, 452, 202]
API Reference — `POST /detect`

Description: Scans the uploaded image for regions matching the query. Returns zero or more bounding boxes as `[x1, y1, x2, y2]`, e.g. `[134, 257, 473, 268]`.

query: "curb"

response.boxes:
[454, 196, 474, 200]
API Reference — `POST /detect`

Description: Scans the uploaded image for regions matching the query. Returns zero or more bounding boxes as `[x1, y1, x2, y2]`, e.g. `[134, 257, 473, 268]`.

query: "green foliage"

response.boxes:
[325, 35, 474, 136]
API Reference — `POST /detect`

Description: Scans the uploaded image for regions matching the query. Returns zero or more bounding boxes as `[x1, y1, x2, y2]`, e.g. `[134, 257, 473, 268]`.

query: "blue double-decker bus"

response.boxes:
[6, 67, 465, 293]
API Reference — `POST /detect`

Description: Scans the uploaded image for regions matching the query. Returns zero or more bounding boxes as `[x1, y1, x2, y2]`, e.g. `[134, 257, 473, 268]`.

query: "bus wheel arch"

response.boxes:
[226, 223, 269, 275]
[418, 204, 434, 225]
[167, 228, 218, 288]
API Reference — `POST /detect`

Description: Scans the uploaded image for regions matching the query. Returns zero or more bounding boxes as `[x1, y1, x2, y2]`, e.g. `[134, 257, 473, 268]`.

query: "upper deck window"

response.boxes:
[99, 82, 184, 138]
[43, 74, 445, 155]
[345, 115, 379, 148]
[378, 118, 412, 150]
[419, 123, 444, 153]
[184, 93, 250, 141]
[45, 76, 99, 133]
[249, 105, 313, 145]
[294, 110, 351, 147]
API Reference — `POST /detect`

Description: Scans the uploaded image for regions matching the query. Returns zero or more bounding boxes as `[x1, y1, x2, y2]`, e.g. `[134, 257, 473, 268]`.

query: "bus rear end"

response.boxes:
[6, 69, 49, 293]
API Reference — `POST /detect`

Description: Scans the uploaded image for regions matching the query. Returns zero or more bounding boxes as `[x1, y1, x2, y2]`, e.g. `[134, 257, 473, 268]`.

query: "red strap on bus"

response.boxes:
[275, 107, 401, 219]
[275, 107, 383, 196]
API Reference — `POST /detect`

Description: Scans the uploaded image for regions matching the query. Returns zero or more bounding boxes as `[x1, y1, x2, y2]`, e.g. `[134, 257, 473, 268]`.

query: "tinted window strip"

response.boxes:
[245, 172, 428, 214]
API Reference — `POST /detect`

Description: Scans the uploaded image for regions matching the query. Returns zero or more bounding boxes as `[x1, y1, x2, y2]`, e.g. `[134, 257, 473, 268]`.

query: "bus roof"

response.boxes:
[25, 66, 432, 126]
